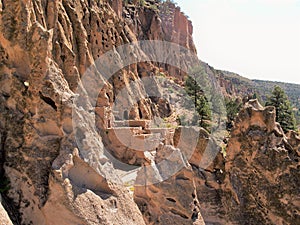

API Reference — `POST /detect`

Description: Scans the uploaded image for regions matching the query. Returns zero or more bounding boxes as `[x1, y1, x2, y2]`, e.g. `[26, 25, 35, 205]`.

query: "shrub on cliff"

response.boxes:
[225, 97, 242, 130]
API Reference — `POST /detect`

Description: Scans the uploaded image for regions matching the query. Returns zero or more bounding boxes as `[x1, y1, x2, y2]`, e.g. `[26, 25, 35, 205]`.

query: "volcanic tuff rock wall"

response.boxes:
[0, 0, 202, 224]
[0, 0, 151, 224]
[0, 201, 13, 225]
[0, 0, 299, 225]
[193, 100, 300, 225]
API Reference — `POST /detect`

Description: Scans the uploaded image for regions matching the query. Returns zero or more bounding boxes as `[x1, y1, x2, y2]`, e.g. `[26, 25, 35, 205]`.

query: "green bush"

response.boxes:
[138, 0, 145, 7]
[0, 175, 10, 194]
[225, 97, 242, 131]
[177, 115, 187, 126]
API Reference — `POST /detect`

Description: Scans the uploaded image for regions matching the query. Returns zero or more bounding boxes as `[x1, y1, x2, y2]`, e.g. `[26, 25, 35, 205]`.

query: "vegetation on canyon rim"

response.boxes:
[184, 74, 297, 135]
[266, 85, 296, 132]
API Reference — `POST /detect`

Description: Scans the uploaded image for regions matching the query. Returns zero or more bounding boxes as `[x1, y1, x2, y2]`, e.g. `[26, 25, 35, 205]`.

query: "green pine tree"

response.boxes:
[225, 97, 242, 130]
[185, 75, 211, 130]
[265, 86, 296, 132]
[196, 94, 211, 130]
[185, 75, 203, 107]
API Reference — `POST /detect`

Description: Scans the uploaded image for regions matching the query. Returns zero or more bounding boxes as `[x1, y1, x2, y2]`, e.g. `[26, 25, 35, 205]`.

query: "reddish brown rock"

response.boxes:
[2, 1, 298, 225]
[0, 0, 203, 224]
[0, 0, 154, 224]
[193, 100, 300, 225]
[109, 0, 123, 18]
[134, 145, 205, 225]
[0, 201, 13, 225]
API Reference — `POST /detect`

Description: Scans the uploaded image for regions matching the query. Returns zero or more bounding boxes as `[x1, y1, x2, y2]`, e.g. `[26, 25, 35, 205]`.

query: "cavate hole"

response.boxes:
[39, 92, 57, 111]
[60, 55, 66, 62]
[176, 175, 190, 181]
[191, 211, 198, 221]
[170, 209, 189, 219]
[166, 198, 176, 203]
[2, 93, 10, 99]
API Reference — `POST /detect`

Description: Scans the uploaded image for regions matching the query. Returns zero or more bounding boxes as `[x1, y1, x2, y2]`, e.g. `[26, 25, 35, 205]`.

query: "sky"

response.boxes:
[175, 0, 300, 84]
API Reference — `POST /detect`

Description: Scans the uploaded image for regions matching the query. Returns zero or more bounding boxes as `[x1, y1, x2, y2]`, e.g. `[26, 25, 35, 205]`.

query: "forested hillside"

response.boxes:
[211, 65, 300, 125]
[255, 80, 300, 125]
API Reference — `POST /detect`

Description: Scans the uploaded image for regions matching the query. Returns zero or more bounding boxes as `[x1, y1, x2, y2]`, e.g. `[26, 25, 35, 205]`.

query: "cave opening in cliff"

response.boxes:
[124, 110, 129, 120]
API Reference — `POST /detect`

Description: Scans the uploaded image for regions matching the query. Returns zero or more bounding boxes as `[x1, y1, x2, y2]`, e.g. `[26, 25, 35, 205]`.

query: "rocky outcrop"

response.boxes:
[123, 0, 197, 82]
[207, 60, 300, 122]
[0, 201, 13, 225]
[0, 0, 201, 224]
[193, 100, 300, 225]
[0, 0, 152, 224]
[134, 144, 205, 225]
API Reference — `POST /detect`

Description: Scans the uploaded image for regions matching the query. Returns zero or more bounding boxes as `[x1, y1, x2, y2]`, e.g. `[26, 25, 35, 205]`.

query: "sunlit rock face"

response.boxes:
[0, 0, 151, 224]
[0, 202, 13, 225]
[0, 0, 201, 224]
[193, 100, 300, 225]
[1, 0, 299, 224]
[134, 143, 206, 225]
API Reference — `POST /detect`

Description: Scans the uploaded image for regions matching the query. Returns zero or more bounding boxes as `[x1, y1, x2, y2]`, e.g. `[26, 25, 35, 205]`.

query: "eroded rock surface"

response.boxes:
[0, 0, 155, 224]
[1, 0, 298, 224]
[134, 144, 205, 225]
[193, 100, 300, 225]
[0, 0, 201, 224]
[0, 201, 13, 225]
